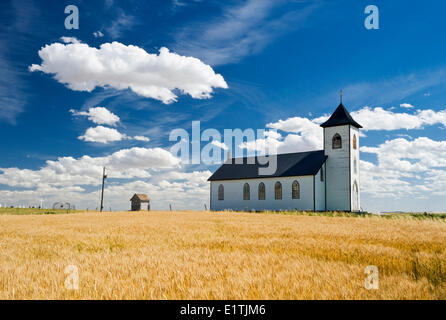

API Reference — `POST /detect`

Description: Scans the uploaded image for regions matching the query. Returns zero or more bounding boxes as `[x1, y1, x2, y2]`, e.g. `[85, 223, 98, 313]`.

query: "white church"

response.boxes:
[208, 102, 362, 212]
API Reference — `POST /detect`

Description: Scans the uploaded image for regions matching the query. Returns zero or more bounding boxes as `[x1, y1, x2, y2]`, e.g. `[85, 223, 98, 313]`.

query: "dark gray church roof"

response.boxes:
[208, 150, 327, 181]
[320, 103, 362, 128]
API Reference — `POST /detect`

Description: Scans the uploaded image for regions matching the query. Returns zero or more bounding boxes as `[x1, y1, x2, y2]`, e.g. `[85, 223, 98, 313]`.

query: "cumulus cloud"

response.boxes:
[0, 146, 180, 189]
[0, 172, 211, 211]
[242, 106, 446, 154]
[265, 117, 322, 152]
[0, 145, 210, 211]
[312, 106, 446, 132]
[71, 107, 151, 144]
[360, 137, 446, 198]
[361, 137, 446, 173]
[351, 107, 446, 131]
[400, 103, 414, 109]
[241, 106, 446, 156]
[78, 126, 152, 144]
[29, 41, 228, 104]
[70, 107, 120, 126]
[240, 117, 323, 154]
[79, 126, 127, 143]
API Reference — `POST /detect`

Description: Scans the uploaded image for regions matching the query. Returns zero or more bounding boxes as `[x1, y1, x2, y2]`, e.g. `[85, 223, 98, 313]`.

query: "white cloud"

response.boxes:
[60, 36, 81, 44]
[0, 146, 180, 189]
[302, 106, 446, 132]
[417, 109, 446, 126]
[314, 106, 446, 132]
[241, 106, 446, 155]
[133, 136, 150, 142]
[71, 107, 151, 144]
[0, 171, 211, 211]
[400, 103, 414, 109]
[78, 126, 152, 144]
[360, 137, 446, 199]
[79, 126, 127, 144]
[361, 137, 446, 173]
[351, 107, 446, 131]
[0, 144, 210, 211]
[93, 31, 104, 38]
[29, 41, 228, 104]
[70, 107, 120, 126]
[241, 117, 323, 154]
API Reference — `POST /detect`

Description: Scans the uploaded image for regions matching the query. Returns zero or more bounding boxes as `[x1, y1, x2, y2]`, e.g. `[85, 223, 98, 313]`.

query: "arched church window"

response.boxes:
[353, 134, 357, 150]
[275, 182, 282, 200]
[218, 184, 224, 200]
[354, 158, 357, 174]
[292, 181, 300, 199]
[332, 134, 342, 149]
[320, 167, 324, 182]
[353, 181, 359, 211]
[243, 183, 250, 200]
[258, 182, 265, 200]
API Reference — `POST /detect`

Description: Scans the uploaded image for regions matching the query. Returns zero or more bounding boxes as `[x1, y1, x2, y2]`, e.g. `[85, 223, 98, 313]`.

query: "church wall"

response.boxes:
[314, 163, 326, 211]
[210, 175, 315, 211]
[324, 125, 351, 211]
[350, 126, 361, 211]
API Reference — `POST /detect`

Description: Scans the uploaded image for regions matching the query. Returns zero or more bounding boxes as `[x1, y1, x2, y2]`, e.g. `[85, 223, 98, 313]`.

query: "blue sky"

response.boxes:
[1, 0, 446, 212]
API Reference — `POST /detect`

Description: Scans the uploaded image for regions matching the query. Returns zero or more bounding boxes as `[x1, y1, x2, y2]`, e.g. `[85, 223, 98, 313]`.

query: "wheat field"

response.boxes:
[0, 210, 445, 299]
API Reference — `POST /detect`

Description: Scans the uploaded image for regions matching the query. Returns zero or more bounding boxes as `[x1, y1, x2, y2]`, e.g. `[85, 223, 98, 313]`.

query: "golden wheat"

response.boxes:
[0, 211, 445, 299]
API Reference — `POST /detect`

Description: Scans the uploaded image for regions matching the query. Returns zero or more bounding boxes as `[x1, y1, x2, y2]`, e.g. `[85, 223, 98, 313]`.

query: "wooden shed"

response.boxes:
[130, 194, 150, 211]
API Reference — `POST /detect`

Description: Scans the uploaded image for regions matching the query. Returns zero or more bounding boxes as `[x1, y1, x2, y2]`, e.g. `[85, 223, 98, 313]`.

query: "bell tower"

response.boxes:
[320, 99, 362, 212]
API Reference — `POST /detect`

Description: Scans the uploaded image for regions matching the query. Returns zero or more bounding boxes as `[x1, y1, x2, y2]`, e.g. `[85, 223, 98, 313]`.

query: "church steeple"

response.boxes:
[322, 98, 362, 212]
[320, 103, 362, 129]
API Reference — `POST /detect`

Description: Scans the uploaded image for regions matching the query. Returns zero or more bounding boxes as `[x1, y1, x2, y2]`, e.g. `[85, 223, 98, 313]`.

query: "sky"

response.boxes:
[0, 0, 445, 212]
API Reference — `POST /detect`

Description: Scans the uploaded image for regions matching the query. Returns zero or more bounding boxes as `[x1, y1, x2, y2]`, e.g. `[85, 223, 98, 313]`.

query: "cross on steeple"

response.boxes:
[340, 90, 343, 104]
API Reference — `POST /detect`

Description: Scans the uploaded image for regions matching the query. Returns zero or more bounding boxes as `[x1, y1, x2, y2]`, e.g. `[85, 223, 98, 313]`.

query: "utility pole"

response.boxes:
[100, 167, 107, 212]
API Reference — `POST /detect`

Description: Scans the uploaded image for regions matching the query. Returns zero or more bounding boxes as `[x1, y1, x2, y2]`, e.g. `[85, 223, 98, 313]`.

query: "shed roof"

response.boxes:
[130, 194, 150, 202]
[208, 150, 327, 181]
